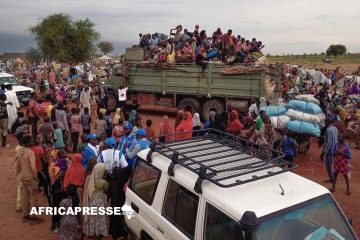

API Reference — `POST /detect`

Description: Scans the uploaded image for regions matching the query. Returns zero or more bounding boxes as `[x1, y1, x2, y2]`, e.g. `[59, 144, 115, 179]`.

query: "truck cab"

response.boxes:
[124, 129, 357, 240]
[0, 72, 34, 105]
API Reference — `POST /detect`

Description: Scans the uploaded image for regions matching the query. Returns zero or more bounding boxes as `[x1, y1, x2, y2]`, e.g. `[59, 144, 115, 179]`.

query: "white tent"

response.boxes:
[97, 55, 112, 61]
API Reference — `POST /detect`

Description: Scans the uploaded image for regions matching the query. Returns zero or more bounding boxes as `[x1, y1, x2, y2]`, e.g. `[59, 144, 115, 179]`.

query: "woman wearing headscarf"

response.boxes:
[239, 116, 256, 140]
[204, 111, 215, 129]
[59, 185, 79, 240]
[49, 149, 67, 233]
[208, 113, 226, 136]
[112, 108, 122, 126]
[129, 110, 137, 124]
[260, 116, 276, 148]
[226, 110, 244, 136]
[174, 110, 185, 130]
[108, 167, 132, 240]
[63, 153, 86, 205]
[192, 112, 201, 136]
[175, 111, 193, 140]
[82, 163, 109, 239]
[159, 115, 173, 143]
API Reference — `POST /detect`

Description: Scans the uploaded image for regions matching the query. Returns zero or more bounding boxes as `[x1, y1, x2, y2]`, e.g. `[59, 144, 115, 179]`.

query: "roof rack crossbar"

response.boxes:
[152, 129, 293, 189]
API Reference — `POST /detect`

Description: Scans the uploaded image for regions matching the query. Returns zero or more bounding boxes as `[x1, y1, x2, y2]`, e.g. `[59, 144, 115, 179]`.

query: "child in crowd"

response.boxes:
[112, 118, 124, 146]
[81, 107, 91, 135]
[95, 112, 106, 135]
[330, 135, 352, 195]
[39, 116, 53, 144]
[70, 108, 81, 153]
[123, 112, 130, 126]
[146, 119, 155, 140]
[97, 102, 107, 117]
[53, 122, 65, 149]
[56, 149, 68, 174]
[104, 110, 112, 138]
[78, 133, 88, 153]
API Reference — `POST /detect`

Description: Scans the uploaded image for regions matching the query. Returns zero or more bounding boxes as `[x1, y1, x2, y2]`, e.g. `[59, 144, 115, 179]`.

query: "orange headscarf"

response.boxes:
[227, 110, 244, 134]
[63, 153, 86, 189]
[175, 111, 193, 140]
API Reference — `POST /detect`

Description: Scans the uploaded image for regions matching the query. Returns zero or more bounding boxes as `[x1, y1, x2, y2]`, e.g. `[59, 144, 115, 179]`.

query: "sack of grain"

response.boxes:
[260, 106, 287, 117]
[295, 94, 320, 105]
[287, 100, 323, 115]
[270, 115, 291, 129]
[286, 120, 321, 136]
[286, 109, 321, 124]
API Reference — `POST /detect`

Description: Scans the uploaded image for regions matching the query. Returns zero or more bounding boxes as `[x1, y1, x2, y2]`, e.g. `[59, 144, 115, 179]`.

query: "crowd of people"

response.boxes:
[1, 60, 358, 239]
[138, 24, 265, 68]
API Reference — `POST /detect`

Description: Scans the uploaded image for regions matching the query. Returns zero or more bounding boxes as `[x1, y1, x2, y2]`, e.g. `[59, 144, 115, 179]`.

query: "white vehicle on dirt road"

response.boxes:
[124, 129, 357, 240]
[0, 72, 34, 105]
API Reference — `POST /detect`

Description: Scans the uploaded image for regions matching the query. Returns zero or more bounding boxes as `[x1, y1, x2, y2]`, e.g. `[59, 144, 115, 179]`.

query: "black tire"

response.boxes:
[202, 99, 225, 121]
[107, 91, 118, 111]
[178, 97, 201, 114]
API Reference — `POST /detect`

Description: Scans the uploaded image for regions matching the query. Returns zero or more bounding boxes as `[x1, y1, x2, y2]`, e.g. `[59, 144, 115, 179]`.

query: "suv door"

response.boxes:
[153, 178, 201, 240]
[125, 157, 162, 239]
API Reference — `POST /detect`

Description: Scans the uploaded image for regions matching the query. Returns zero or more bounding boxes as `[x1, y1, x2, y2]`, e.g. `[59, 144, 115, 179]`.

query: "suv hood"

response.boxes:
[11, 85, 34, 92]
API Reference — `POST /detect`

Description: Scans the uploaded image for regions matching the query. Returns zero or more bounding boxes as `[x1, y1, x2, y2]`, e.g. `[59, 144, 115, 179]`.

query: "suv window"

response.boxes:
[162, 179, 199, 239]
[204, 203, 243, 240]
[129, 158, 161, 204]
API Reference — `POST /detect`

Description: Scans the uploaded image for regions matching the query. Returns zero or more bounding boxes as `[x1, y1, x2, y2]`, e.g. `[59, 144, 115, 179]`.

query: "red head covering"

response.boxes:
[175, 111, 193, 140]
[63, 153, 86, 189]
[227, 110, 244, 133]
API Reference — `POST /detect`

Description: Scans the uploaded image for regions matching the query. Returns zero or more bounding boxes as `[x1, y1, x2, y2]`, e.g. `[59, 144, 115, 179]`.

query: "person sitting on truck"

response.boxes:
[226, 110, 244, 136]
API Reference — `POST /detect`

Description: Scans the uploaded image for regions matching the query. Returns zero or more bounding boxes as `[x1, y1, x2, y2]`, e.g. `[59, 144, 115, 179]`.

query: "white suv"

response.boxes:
[125, 130, 357, 240]
[0, 72, 34, 105]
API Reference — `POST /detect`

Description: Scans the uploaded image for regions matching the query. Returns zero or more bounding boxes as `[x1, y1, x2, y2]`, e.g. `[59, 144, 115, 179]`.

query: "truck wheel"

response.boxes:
[202, 99, 224, 121]
[178, 98, 201, 114]
[107, 91, 118, 111]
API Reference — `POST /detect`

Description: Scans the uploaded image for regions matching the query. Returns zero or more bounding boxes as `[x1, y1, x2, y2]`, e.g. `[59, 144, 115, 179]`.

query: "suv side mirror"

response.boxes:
[240, 211, 260, 240]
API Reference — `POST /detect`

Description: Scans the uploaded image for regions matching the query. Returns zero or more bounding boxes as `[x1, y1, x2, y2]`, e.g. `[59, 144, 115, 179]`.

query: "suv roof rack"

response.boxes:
[147, 129, 297, 194]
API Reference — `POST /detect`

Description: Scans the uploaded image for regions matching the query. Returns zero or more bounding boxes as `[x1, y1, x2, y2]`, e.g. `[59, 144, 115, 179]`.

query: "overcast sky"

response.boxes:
[0, 0, 359, 55]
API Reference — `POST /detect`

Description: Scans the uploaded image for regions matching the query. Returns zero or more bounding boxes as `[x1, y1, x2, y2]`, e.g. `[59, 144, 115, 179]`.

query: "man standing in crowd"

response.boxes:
[118, 85, 128, 112]
[82, 133, 99, 169]
[15, 135, 43, 224]
[118, 123, 140, 168]
[28, 92, 39, 139]
[98, 137, 128, 174]
[322, 118, 338, 183]
[0, 93, 9, 147]
[80, 85, 92, 116]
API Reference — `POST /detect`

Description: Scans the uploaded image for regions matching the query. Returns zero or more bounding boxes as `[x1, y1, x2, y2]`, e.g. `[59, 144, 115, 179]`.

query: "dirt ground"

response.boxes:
[0, 110, 359, 239]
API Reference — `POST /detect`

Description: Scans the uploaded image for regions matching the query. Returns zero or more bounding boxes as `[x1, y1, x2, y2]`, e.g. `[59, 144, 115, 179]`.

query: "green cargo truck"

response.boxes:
[100, 47, 279, 120]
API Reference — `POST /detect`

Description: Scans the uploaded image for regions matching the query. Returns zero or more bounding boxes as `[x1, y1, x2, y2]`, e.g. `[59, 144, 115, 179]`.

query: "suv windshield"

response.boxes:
[0, 76, 18, 85]
[257, 195, 355, 240]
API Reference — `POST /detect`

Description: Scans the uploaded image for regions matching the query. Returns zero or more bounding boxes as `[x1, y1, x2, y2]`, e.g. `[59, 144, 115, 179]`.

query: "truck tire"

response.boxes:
[107, 91, 118, 111]
[178, 98, 201, 114]
[202, 99, 224, 121]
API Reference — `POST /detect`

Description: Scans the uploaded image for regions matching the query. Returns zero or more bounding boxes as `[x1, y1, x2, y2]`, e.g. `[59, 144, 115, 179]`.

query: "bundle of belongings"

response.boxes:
[137, 24, 265, 67]
[261, 99, 325, 136]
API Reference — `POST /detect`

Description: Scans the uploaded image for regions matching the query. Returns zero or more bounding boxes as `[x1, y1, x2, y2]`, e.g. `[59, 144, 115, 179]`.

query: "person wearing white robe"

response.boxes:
[5, 85, 20, 130]
[80, 85, 92, 116]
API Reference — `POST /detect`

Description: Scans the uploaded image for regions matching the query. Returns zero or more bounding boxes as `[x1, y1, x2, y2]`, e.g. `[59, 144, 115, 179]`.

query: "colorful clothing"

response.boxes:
[333, 144, 351, 175]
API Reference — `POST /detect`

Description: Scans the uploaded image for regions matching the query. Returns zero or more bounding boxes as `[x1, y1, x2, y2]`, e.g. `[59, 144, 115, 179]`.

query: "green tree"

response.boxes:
[326, 44, 347, 58]
[29, 13, 100, 63]
[26, 47, 42, 65]
[97, 41, 114, 55]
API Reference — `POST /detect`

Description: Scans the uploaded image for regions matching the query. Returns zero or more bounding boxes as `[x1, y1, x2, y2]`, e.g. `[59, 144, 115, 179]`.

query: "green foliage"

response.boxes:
[326, 44, 347, 58]
[26, 47, 42, 65]
[97, 41, 114, 55]
[29, 13, 100, 63]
